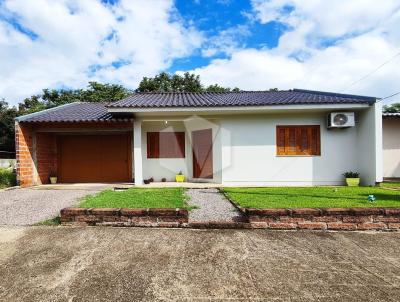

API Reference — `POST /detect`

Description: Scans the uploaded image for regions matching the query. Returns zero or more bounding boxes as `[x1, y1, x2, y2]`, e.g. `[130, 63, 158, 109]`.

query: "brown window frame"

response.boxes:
[147, 132, 185, 158]
[276, 125, 321, 156]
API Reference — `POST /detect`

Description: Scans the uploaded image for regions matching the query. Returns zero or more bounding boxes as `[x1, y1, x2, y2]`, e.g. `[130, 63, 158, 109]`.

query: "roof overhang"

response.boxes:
[107, 103, 371, 116]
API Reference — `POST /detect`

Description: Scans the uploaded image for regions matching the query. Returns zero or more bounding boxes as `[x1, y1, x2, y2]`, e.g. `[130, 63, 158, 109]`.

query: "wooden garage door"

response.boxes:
[58, 134, 131, 183]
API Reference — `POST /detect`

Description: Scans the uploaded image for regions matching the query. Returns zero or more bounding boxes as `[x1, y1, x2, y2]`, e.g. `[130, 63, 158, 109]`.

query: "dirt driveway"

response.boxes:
[0, 226, 399, 301]
[0, 186, 105, 225]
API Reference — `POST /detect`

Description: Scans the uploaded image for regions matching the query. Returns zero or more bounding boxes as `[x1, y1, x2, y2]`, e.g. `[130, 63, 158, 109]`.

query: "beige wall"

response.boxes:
[383, 118, 400, 178]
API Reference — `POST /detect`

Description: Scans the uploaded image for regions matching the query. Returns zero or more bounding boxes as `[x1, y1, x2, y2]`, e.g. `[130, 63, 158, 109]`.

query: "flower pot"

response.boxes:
[346, 178, 360, 187]
[175, 175, 185, 182]
[50, 177, 57, 184]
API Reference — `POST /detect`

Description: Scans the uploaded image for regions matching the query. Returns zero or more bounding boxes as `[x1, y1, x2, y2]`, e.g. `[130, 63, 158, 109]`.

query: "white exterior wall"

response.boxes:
[356, 103, 383, 185]
[137, 106, 380, 186]
[383, 118, 400, 178]
[141, 120, 222, 183]
[220, 113, 357, 186]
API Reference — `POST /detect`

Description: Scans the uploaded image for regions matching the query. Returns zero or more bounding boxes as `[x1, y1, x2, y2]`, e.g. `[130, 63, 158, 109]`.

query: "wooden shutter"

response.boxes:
[276, 125, 320, 156]
[147, 132, 185, 158]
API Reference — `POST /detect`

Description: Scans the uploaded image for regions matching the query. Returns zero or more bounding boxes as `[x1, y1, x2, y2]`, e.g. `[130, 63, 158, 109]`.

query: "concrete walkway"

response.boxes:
[187, 188, 243, 222]
[1, 226, 400, 301]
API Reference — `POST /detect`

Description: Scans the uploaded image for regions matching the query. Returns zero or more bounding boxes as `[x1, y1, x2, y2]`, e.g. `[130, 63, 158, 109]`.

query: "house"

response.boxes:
[15, 89, 383, 187]
[383, 112, 400, 178]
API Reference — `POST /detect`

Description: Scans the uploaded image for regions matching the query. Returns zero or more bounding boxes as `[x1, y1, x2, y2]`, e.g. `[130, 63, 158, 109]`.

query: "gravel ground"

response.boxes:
[0, 188, 101, 225]
[187, 188, 243, 222]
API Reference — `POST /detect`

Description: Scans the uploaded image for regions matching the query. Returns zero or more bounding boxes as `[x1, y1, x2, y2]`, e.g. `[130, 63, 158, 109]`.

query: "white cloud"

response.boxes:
[0, 0, 203, 105]
[188, 0, 400, 104]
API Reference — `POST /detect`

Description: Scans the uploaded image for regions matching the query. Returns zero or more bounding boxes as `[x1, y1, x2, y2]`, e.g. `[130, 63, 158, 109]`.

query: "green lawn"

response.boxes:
[79, 187, 189, 209]
[222, 186, 400, 209]
[380, 182, 400, 189]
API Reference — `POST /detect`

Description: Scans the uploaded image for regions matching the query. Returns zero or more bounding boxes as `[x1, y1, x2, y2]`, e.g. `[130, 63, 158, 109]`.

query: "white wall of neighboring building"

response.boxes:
[383, 117, 400, 178]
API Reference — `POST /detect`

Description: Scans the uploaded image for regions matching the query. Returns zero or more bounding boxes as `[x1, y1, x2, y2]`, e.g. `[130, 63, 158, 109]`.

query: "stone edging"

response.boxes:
[242, 207, 400, 231]
[60, 207, 188, 227]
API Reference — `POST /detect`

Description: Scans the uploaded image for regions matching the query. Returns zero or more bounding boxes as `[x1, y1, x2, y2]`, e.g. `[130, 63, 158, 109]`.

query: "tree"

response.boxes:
[383, 103, 400, 113]
[136, 72, 239, 93]
[0, 100, 18, 153]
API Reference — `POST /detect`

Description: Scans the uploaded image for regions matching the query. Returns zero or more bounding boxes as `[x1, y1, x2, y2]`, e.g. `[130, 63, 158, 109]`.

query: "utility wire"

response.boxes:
[343, 50, 400, 92]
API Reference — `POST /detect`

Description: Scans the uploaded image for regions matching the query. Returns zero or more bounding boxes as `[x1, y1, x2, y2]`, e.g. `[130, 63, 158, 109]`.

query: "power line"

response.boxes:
[343, 49, 400, 91]
[381, 91, 400, 100]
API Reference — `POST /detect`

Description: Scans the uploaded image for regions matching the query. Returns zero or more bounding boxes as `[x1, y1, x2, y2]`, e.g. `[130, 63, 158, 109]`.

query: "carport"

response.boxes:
[15, 102, 134, 186]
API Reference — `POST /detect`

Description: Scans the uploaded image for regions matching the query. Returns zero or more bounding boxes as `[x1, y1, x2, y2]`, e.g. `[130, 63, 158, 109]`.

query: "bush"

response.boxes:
[342, 171, 360, 178]
[0, 168, 17, 188]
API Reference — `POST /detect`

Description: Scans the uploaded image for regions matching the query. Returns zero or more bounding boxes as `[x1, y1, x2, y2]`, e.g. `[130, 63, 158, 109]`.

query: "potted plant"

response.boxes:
[343, 171, 360, 187]
[175, 171, 185, 183]
[49, 170, 57, 184]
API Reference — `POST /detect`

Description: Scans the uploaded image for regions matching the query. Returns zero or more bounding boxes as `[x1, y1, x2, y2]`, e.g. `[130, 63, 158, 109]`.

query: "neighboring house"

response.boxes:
[383, 112, 400, 178]
[15, 89, 382, 187]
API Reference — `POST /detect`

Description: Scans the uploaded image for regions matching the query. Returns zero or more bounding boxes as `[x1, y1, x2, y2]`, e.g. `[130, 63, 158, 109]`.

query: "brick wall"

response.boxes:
[15, 122, 35, 187]
[36, 132, 57, 184]
[244, 208, 400, 231]
[61, 208, 189, 227]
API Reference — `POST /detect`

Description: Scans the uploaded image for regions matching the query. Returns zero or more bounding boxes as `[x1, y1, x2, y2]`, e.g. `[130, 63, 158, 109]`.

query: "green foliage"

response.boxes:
[0, 100, 18, 152]
[0, 168, 16, 188]
[35, 216, 61, 226]
[342, 171, 360, 178]
[383, 103, 400, 113]
[137, 72, 240, 93]
[222, 187, 400, 209]
[79, 187, 189, 209]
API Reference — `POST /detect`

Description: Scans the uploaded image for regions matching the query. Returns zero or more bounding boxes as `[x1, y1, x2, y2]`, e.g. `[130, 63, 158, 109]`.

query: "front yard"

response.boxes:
[222, 186, 400, 209]
[79, 187, 189, 209]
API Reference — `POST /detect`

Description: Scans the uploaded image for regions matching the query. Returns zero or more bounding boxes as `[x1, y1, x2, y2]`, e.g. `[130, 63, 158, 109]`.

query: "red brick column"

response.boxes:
[15, 121, 35, 187]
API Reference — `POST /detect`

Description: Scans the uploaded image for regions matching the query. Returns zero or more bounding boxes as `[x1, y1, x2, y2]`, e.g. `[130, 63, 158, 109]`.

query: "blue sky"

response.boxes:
[0, 0, 400, 105]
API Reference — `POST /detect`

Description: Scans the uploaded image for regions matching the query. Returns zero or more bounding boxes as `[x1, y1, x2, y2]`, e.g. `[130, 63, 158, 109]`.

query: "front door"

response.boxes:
[192, 129, 213, 179]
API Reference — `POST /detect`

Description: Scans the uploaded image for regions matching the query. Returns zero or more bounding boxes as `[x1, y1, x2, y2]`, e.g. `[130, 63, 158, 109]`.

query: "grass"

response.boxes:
[35, 216, 61, 226]
[221, 186, 400, 209]
[380, 182, 400, 189]
[0, 168, 16, 189]
[79, 187, 191, 209]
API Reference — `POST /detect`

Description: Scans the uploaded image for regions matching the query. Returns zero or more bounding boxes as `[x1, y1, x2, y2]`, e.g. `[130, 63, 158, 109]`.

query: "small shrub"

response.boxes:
[0, 168, 16, 188]
[342, 171, 360, 178]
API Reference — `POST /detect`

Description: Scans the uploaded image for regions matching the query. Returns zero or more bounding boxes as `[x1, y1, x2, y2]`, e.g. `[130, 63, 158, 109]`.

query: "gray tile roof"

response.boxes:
[17, 102, 133, 123]
[108, 89, 377, 108]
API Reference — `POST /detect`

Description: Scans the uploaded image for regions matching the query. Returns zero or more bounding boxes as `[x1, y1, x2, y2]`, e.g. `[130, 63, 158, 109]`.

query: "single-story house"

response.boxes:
[15, 89, 383, 187]
[383, 112, 400, 178]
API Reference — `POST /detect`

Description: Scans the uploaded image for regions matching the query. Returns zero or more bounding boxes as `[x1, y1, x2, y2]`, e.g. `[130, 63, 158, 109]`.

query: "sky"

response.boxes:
[0, 0, 400, 106]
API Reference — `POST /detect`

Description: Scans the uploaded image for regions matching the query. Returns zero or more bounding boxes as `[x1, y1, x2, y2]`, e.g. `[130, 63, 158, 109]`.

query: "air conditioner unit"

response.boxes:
[327, 112, 355, 128]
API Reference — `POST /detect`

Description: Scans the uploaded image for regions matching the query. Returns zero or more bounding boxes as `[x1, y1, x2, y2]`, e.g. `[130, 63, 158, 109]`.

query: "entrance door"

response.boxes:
[192, 129, 213, 179]
[58, 134, 131, 183]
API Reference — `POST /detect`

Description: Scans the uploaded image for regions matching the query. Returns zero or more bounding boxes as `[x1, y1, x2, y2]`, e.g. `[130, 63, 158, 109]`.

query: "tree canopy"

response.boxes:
[136, 72, 240, 93]
[383, 103, 400, 113]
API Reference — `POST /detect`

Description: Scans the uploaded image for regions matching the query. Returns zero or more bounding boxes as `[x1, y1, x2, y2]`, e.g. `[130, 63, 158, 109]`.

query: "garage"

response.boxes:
[58, 134, 132, 183]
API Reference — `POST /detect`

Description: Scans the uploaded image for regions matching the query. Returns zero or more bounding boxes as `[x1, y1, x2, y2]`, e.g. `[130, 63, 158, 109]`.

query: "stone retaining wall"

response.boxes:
[61, 208, 188, 227]
[243, 208, 400, 231]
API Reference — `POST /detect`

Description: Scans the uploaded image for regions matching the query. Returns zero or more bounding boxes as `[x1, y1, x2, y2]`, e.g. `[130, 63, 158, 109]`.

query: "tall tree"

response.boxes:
[383, 103, 400, 113]
[136, 72, 239, 92]
[0, 100, 18, 153]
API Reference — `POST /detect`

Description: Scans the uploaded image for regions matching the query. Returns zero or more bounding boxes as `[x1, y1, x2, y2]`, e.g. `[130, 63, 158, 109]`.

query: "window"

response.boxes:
[147, 132, 185, 158]
[276, 125, 320, 156]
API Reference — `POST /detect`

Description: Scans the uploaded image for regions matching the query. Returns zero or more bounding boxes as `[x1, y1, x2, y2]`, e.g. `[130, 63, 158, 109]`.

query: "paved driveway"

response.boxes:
[0, 187, 103, 225]
[0, 227, 399, 301]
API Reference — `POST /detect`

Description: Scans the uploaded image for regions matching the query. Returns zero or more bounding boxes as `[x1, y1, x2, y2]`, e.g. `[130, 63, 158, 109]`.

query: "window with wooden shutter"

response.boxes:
[147, 132, 185, 158]
[276, 125, 320, 156]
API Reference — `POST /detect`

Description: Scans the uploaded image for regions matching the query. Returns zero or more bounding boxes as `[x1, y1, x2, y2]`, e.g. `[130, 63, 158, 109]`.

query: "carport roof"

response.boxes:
[17, 102, 133, 123]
